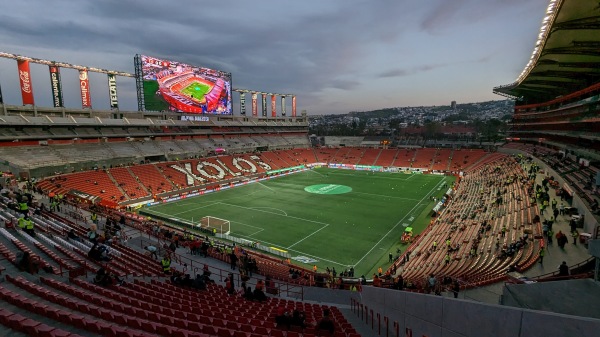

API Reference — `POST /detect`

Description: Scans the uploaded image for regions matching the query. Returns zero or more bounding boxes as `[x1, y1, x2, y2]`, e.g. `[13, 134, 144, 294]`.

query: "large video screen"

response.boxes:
[139, 55, 232, 114]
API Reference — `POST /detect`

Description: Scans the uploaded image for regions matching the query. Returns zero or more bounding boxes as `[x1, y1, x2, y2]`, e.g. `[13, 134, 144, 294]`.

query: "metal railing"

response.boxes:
[351, 297, 397, 337]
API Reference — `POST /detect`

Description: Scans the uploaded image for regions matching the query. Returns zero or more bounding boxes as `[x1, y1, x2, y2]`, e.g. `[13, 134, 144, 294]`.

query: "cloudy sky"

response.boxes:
[0, 0, 548, 115]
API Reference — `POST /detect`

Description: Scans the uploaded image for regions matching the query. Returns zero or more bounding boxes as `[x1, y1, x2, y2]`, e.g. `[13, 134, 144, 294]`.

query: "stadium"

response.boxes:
[140, 55, 231, 114]
[0, 0, 598, 336]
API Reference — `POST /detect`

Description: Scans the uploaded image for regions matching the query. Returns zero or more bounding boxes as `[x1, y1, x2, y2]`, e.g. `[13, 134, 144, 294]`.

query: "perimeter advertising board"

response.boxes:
[137, 55, 232, 114]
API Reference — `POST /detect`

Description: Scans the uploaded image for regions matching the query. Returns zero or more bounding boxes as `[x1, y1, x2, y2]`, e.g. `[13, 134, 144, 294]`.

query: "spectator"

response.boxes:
[144, 245, 158, 259]
[93, 267, 122, 286]
[87, 225, 98, 243]
[16, 251, 39, 274]
[316, 309, 335, 335]
[291, 310, 306, 329]
[193, 274, 207, 290]
[254, 280, 268, 302]
[275, 307, 291, 329]
[243, 286, 254, 301]
[225, 273, 235, 295]
[452, 280, 460, 298]
[68, 229, 81, 242]
[558, 261, 569, 276]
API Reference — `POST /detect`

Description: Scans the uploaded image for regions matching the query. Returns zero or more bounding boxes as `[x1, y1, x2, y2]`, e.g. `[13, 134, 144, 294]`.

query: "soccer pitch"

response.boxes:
[143, 168, 453, 275]
[180, 81, 211, 100]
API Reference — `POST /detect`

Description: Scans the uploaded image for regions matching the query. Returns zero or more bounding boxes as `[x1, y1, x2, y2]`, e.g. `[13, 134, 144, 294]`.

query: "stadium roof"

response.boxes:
[493, 0, 600, 104]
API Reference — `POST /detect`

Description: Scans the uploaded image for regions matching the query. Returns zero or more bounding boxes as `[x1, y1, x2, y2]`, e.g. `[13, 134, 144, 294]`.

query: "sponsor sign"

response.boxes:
[292, 95, 297, 117]
[49, 66, 64, 107]
[292, 256, 318, 264]
[180, 115, 210, 122]
[271, 94, 277, 117]
[281, 96, 286, 116]
[240, 92, 246, 115]
[107, 74, 118, 109]
[79, 69, 92, 108]
[251, 93, 258, 117]
[261, 94, 267, 116]
[304, 184, 352, 195]
[17, 60, 35, 105]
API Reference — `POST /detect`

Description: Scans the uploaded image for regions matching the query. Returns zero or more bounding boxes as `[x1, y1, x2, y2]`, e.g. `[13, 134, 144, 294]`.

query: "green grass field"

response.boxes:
[180, 81, 211, 100]
[143, 80, 169, 111]
[143, 168, 453, 275]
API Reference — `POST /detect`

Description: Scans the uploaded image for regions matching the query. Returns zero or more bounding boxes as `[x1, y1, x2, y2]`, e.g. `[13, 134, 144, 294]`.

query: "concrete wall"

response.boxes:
[359, 286, 600, 337]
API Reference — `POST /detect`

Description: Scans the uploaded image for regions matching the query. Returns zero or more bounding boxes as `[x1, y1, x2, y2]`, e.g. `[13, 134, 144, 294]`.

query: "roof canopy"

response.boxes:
[494, 0, 600, 104]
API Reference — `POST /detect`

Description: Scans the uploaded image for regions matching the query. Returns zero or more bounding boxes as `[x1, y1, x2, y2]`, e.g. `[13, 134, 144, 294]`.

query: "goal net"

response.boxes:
[198, 216, 230, 235]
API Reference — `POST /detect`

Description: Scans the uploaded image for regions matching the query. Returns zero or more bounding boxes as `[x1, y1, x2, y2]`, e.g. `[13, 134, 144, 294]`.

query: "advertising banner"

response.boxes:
[271, 94, 277, 117]
[281, 96, 286, 116]
[240, 92, 246, 115]
[292, 95, 297, 117]
[251, 93, 257, 117]
[107, 74, 119, 109]
[17, 60, 35, 105]
[261, 94, 267, 116]
[48, 66, 64, 108]
[78, 69, 92, 108]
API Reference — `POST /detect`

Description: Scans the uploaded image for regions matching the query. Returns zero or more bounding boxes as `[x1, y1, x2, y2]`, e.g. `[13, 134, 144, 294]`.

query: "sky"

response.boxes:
[0, 0, 549, 115]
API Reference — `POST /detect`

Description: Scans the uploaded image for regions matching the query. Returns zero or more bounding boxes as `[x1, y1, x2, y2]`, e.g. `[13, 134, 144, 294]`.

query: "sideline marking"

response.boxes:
[352, 177, 446, 268]
[286, 224, 330, 249]
[258, 181, 276, 192]
[351, 190, 420, 201]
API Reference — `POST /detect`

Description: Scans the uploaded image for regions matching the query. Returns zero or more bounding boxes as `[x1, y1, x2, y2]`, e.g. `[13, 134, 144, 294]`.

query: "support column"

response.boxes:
[292, 95, 297, 117]
[281, 96, 286, 116]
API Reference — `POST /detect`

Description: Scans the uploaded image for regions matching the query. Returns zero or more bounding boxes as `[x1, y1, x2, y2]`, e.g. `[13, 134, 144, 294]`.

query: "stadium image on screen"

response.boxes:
[140, 55, 232, 114]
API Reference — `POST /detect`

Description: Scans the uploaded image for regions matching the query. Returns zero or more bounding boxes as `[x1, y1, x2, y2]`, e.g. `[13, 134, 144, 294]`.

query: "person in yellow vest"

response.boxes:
[377, 266, 383, 276]
[18, 197, 29, 217]
[91, 212, 98, 225]
[313, 265, 317, 272]
[18, 215, 35, 237]
[161, 256, 171, 274]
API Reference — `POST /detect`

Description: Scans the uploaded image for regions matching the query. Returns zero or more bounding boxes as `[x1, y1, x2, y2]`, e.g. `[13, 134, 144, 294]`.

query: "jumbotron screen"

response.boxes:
[139, 55, 232, 114]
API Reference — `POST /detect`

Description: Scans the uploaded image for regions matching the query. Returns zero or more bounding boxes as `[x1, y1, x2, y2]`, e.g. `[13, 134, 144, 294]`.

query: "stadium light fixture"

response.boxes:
[513, 0, 562, 85]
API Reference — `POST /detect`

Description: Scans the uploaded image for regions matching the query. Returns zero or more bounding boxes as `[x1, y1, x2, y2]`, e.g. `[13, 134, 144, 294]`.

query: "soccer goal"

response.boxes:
[198, 216, 230, 235]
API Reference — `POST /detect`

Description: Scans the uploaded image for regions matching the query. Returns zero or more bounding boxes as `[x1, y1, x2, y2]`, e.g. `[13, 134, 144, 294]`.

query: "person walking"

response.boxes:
[161, 256, 171, 274]
[538, 247, 545, 264]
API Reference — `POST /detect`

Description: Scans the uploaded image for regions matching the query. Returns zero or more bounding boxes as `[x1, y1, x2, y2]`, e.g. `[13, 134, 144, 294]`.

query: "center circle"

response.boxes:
[304, 184, 352, 195]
